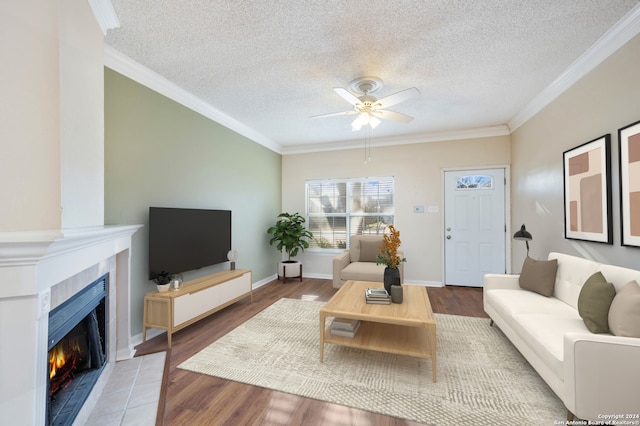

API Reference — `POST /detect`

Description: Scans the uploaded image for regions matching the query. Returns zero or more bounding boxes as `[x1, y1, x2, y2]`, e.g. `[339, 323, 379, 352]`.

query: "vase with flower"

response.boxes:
[376, 225, 407, 296]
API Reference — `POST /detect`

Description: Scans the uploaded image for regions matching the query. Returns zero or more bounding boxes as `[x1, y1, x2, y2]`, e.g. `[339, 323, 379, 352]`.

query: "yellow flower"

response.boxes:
[376, 225, 406, 269]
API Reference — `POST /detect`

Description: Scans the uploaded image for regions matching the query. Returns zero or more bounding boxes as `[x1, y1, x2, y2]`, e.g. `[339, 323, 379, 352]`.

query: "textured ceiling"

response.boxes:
[105, 1, 640, 153]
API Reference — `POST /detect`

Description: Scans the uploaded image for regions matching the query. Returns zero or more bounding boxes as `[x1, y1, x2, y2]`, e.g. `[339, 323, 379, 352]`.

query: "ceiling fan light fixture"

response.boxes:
[351, 112, 370, 131]
[313, 77, 420, 131]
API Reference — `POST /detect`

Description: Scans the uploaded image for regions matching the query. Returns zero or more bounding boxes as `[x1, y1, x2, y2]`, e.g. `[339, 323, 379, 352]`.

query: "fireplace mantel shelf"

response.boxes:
[0, 225, 143, 265]
[0, 225, 142, 298]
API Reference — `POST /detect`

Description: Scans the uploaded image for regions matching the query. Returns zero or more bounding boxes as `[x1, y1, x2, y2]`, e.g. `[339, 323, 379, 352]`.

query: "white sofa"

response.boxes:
[332, 235, 404, 288]
[483, 252, 640, 421]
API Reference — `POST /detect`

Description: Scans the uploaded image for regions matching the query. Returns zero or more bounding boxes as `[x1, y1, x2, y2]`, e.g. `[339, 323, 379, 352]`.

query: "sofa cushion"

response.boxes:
[359, 240, 380, 263]
[512, 312, 586, 380]
[340, 262, 386, 283]
[519, 257, 558, 297]
[485, 289, 575, 320]
[548, 252, 600, 309]
[608, 280, 640, 338]
[577, 272, 616, 333]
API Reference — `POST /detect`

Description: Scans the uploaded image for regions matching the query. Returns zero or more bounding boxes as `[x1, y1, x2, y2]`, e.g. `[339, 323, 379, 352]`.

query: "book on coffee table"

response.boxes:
[365, 297, 391, 304]
[365, 288, 391, 304]
[330, 320, 361, 337]
[365, 288, 389, 298]
[331, 317, 360, 331]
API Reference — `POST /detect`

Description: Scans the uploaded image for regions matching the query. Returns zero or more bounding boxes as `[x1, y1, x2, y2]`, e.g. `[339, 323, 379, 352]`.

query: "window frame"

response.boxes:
[305, 176, 395, 251]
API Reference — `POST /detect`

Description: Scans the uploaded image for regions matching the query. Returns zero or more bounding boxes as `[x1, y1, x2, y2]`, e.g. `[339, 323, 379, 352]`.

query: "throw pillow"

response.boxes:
[518, 257, 558, 297]
[359, 240, 381, 263]
[577, 272, 616, 333]
[608, 280, 640, 338]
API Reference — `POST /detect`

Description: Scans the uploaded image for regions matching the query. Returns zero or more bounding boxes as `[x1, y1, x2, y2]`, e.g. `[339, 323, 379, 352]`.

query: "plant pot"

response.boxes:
[278, 260, 302, 283]
[156, 284, 170, 293]
[383, 267, 401, 294]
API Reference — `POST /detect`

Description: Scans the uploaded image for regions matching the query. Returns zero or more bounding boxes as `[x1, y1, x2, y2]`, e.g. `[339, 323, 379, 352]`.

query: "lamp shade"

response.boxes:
[513, 224, 533, 241]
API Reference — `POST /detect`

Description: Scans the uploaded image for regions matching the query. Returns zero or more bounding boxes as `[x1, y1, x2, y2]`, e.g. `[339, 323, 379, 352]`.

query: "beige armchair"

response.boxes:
[332, 235, 404, 288]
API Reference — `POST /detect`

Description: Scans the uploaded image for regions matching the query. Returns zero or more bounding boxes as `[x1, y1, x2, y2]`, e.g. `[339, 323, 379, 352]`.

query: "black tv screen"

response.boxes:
[148, 207, 231, 280]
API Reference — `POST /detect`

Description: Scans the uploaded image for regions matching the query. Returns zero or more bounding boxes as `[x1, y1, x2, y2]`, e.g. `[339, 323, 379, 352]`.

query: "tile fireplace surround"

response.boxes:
[0, 225, 142, 425]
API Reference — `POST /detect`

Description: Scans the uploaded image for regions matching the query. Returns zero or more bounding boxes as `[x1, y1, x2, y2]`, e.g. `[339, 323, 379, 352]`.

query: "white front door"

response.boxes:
[444, 169, 506, 287]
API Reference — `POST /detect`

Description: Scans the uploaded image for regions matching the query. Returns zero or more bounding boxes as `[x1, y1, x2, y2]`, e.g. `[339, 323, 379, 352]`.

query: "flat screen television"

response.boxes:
[148, 207, 231, 280]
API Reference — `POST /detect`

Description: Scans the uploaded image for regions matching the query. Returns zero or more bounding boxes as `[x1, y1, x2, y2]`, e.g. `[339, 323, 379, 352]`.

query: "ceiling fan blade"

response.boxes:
[373, 87, 420, 109]
[371, 109, 414, 123]
[310, 110, 358, 119]
[333, 87, 362, 106]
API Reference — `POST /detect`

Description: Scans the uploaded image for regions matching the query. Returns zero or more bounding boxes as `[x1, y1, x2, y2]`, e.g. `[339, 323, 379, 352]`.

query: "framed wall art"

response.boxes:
[618, 120, 640, 247]
[563, 134, 612, 244]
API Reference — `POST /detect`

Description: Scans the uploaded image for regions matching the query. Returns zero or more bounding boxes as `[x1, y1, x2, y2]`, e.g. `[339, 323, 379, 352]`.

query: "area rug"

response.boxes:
[178, 298, 565, 425]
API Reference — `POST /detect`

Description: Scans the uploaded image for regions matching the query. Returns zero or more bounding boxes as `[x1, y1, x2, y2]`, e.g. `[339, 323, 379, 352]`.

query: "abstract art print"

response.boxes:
[618, 120, 640, 247]
[563, 135, 612, 244]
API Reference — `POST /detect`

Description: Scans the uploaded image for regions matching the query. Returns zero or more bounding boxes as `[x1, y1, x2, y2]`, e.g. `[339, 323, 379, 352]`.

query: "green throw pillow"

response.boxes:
[577, 272, 616, 333]
[359, 240, 381, 263]
[608, 281, 640, 338]
[519, 257, 558, 297]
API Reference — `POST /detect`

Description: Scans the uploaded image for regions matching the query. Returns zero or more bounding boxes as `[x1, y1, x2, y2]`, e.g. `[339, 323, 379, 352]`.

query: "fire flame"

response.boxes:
[49, 346, 66, 380]
[49, 338, 81, 380]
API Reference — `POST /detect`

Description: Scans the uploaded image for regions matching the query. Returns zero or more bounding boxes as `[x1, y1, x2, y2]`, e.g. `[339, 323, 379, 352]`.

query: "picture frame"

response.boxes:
[563, 135, 612, 244]
[618, 120, 640, 247]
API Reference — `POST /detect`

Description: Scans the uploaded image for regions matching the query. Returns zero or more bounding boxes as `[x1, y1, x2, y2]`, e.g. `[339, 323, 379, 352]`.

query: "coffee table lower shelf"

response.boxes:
[321, 320, 436, 381]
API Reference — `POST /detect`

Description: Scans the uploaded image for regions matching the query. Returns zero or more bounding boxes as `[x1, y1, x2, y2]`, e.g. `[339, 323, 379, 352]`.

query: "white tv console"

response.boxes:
[142, 269, 252, 348]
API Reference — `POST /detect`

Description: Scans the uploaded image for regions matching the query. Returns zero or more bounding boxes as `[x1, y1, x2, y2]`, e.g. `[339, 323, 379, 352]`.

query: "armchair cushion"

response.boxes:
[359, 240, 380, 262]
[341, 262, 386, 283]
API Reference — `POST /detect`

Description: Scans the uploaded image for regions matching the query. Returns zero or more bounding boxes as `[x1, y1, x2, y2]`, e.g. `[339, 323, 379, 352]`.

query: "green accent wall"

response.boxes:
[104, 68, 282, 336]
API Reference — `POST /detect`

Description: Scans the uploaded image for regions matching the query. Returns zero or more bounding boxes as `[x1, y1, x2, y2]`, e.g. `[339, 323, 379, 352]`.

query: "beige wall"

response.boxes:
[511, 33, 640, 269]
[282, 136, 511, 284]
[0, 0, 104, 232]
[0, 1, 62, 231]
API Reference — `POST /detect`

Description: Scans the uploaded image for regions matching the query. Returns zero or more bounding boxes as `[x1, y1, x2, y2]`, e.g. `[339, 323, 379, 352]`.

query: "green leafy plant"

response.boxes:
[267, 212, 314, 261]
[152, 270, 174, 285]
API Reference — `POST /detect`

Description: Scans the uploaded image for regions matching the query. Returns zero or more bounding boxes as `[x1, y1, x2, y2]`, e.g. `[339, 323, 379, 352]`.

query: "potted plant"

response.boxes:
[376, 225, 407, 296]
[267, 212, 313, 281]
[153, 270, 174, 292]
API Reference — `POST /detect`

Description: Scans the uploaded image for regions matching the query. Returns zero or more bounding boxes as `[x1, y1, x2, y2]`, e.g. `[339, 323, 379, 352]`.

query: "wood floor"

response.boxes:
[135, 278, 488, 425]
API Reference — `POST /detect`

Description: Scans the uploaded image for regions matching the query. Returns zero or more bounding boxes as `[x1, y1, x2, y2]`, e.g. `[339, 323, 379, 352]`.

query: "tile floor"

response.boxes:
[85, 352, 166, 426]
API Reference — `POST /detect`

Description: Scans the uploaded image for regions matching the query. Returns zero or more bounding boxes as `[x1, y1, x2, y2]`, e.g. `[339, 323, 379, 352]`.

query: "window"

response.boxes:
[456, 175, 494, 189]
[306, 177, 394, 249]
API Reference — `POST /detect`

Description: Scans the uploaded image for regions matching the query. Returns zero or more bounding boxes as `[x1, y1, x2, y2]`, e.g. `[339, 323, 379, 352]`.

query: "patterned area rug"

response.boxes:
[178, 298, 565, 425]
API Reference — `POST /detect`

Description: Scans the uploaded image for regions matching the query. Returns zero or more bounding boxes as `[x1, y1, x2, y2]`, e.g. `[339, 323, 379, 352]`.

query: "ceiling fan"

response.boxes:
[311, 77, 420, 131]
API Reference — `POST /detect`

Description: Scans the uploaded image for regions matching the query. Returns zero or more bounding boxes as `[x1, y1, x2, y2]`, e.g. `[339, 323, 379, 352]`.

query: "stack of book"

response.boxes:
[365, 288, 391, 304]
[330, 317, 361, 338]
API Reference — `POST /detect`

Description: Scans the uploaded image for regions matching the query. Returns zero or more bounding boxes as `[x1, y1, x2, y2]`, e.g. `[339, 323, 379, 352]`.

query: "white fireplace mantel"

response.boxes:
[0, 224, 142, 425]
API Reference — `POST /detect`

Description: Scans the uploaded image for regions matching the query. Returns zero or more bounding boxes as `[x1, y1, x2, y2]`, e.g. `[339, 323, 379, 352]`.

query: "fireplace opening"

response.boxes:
[47, 275, 108, 426]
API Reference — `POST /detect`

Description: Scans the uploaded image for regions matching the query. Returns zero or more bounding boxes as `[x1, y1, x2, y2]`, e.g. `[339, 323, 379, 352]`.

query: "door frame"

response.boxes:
[440, 165, 512, 286]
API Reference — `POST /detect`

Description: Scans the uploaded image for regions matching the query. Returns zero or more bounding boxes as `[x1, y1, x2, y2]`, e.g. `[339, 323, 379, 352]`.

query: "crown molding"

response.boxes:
[280, 125, 511, 155]
[509, 4, 640, 132]
[88, 0, 120, 35]
[103, 46, 282, 154]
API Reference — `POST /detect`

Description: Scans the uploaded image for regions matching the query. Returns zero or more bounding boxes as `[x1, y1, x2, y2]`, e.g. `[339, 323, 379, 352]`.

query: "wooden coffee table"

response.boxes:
[319, 280, 437, 382]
